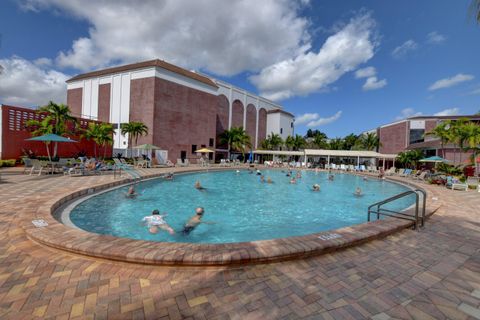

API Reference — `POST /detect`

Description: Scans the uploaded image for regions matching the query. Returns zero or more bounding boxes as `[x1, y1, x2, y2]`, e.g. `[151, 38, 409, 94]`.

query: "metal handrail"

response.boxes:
[368, 189, 426, 229]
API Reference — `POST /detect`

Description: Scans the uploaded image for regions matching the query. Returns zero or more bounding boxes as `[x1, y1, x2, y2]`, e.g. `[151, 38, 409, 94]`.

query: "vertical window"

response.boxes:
[291, 122, 293, 128]
[180, 151, 186, 160]
[201, 144, 206, 148]
[280, 128, 283, 134]
[191, 144, 197, 154]
[209, 138, 214, 147]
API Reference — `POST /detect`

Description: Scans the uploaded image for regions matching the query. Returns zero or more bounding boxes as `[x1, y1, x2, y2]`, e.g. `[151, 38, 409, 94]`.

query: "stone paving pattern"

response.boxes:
[0, 167, 479, 319]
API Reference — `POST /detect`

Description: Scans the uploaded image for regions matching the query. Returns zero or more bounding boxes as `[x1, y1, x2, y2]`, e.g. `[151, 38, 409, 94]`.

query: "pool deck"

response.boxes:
[0, 166, 479, 319]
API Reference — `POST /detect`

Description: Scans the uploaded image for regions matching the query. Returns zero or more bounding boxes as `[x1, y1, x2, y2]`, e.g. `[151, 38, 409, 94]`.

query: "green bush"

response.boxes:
[0, 159, 16, 167]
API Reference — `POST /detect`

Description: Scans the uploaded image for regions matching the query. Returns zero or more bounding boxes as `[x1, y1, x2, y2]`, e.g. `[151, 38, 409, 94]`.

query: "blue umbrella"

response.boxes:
[419, 156, 449, 163]
[26, 133, 77, 163]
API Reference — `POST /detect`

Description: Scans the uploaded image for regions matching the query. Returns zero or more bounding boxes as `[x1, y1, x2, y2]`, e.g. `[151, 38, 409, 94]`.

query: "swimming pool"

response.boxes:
[65, 170, 416, 243]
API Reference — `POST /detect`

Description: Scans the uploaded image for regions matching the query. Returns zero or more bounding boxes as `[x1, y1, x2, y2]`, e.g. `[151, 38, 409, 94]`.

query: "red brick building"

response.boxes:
[377, 115, 480, 164]
[0, 104, 110, 160]
[66, 59, 293, 163]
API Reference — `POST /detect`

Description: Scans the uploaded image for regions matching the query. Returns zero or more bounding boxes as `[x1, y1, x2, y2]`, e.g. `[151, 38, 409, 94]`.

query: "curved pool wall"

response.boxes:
[61, 169, 417, 244]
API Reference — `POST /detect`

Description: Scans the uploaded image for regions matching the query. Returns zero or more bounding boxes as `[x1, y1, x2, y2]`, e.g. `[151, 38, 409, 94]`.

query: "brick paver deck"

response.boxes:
[0, 167, 479, 319]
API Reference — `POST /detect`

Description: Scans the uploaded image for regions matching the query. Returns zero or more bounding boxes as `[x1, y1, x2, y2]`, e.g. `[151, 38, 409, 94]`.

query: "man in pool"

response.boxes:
[125, 185, 137, 198]
[142, 209, 175, 235]
[354, 187, 363, 197]
[194, 180, 206, 191]
[182, 207, 214, 235]
[312, 183, 320, 191]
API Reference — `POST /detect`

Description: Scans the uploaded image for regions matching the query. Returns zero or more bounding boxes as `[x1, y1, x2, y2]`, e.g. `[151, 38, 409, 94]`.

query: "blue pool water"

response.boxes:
[67, 170, 415, 243]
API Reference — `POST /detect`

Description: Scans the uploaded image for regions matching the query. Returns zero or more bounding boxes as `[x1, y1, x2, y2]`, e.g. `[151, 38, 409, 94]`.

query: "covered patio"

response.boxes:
[253, 149, 398, 169]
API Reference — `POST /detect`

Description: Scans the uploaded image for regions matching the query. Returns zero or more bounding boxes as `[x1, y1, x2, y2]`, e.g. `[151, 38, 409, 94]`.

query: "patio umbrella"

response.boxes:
[26, 133, 78, 168]
[195, 148, 214, 153]
[133, 144, 162, 161]
[419, 156, 450, 163]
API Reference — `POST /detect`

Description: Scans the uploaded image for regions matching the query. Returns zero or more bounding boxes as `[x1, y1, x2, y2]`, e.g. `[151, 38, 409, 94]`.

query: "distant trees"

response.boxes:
[219, 127, 252, 159]
[83, 123, 114, 159]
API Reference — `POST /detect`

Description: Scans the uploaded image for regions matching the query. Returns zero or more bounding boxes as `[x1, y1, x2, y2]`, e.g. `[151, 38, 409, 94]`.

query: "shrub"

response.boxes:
[0, 159, 16, 167]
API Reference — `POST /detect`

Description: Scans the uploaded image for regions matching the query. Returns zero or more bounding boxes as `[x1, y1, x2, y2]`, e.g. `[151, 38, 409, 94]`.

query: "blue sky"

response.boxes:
[0, 0, 479, 137]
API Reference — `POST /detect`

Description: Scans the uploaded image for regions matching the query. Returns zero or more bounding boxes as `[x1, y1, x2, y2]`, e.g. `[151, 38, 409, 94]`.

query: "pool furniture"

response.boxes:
[29, 159, 46, 176]
[466, 176, 480, 190]
[446, 176, 468, 191]
[400, 169, 412, 177]
[412, 171, 428, 181]
[385, 167, 396, 176]
[22, 158, 33, 174]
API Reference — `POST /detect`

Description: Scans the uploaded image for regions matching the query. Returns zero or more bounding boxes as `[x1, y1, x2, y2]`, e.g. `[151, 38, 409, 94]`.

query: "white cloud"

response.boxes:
[395, 108, 423, 120]
[434, 108, 460, 116]
[362, 76, 387, 91]
[0, 56, 68, 106]
[428, 73, 474, 91]
[250, 12, 378, 100]
[427, 31, 446, 44]
[355, 66, 376, 78]
[22, 0, 310, 76]
[295, 113, 320, 125]
[296, 111, 342, 127]
[354, 66, 387, 91]
[391, 39, 418, 59]
[469, 86, 480, 95]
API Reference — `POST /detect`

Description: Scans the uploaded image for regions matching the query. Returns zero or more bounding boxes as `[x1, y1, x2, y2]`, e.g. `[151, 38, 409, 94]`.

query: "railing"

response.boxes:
[368, 189, 426, 230]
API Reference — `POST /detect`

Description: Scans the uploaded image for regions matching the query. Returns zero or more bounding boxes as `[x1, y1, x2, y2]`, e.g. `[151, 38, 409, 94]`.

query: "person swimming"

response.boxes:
[125, 185, 137, 198]
[182, 207, 215, 235]
[290, 177, 297, 184]
[362, 176, 368, 181]
[266, 177, 273, 184]
[354, 187, 363, 197]
[296, 171, 302, 178]
[256, 169, 262, 175]
[142, 209, 175, 234]
[236, 170, 240, 174]
[165, 172, 174, 180]
[312, 184, 320, 191]
[328, 174, 335, 181]
[260, 175, 265, 183]
[194, 180, 206, 191]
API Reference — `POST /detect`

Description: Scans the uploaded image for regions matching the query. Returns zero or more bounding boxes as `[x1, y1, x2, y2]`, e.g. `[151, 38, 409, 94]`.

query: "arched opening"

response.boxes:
[216, 95, 229, 156]
[246, 104, 257, 149]
[231, 100, 244, 128]
[257, 108, 267, 147]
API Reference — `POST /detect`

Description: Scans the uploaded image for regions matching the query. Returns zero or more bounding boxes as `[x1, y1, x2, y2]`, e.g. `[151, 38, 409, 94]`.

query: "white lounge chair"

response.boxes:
[29, 159, 46, 176]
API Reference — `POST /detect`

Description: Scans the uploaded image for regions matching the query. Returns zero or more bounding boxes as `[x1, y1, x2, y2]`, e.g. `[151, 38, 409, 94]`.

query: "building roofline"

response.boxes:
[266, 109, 295, 118]
[407, 115, 480, 120]
[66, 59, 218, 88]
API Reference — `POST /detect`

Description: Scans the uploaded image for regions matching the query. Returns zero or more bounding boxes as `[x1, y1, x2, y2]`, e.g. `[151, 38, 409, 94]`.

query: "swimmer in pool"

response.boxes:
[296, 171, 302, 178]
[194, 180, 206, 191]
[290, 177, 297, 184]
[267, 177, 273, 184]
[260, 175, 265, 183]
[142, 209, 175, 234]
[165, 172, 174, 180]
[256, 169, 262, 175]
[125, 185, 137, 198]
[363, 176, 368, 181]
[354, 187, 363, 197]
[182, 207, 215, 235]
[312, 184, 320, 191]
[328, 174, 335, 181]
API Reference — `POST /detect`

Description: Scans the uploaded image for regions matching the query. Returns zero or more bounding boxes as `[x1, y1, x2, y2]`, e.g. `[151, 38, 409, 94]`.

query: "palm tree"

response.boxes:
[470, 0, 480, 23]
[328, 138, 344, 150]
[356, 132, 381, 151]
[343, 133, 358, 150]
[219, 127, 252, 159]
[460, 121, 480, 173]
[312, 132, 328, 149]
[396, 150, 423, 169]
[268, 133, 283, 150]
[25, 116, 54, 160]
[120, 122, 148, 157]
[284, 136, 295, 151]
[26, 101, 77, 158]
[448, 118, 469, 164]
[83, 123, 115, 159]
[426, 122, 450, 158]
[292, 134, 306, 151]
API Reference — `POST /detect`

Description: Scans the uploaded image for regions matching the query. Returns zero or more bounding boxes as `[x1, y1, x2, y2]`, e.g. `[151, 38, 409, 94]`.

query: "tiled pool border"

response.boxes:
[22, 168, 441, 266]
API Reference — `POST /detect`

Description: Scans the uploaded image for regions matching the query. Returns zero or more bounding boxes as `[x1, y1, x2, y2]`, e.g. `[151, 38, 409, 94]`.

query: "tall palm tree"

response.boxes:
[268, 133, 283, 150]
[460, 121, 480, 173]
[284, 136, 295, 151]
[25, 116, 54, 160]
[120, 122, 148, 157]
[83, 123, 115, 159]
[357, 132, 381, 151]
[426, 121, 450, 158]
[219, 127, 252, 159]
[26, 101, 77, 158]
[448, 118, 469, 164]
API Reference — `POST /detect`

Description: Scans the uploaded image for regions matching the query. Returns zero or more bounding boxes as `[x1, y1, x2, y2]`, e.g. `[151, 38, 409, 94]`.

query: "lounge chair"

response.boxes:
[385, 167, 396, 176]
[399, 169, 412, 177]
[446, 176, 468, 191]
[412, 171, 428, 181]
[466, 176, 480, 190]
[340, 164, 347, 171]
[22, 158, 33, 174]
[29, 159, 46, 176]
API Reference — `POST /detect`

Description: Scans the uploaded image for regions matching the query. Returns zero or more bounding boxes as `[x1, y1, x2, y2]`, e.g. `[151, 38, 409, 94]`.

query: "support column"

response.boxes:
[228, 87, 233, 130]
[357, 156, 360, 166]
[243, 92, 247, 129]
[327, 155, 330, 168]
[382, 158, 385, 170]
[254, 98, 259, 149]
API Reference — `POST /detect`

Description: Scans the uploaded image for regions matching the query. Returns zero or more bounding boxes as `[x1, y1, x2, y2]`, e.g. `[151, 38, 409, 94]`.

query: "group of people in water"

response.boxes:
[141, 207, 213, 235]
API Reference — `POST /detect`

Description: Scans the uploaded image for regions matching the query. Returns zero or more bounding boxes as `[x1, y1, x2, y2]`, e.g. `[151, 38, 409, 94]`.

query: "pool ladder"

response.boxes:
[367, 189, 426, 230]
